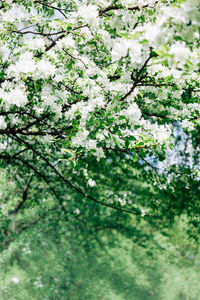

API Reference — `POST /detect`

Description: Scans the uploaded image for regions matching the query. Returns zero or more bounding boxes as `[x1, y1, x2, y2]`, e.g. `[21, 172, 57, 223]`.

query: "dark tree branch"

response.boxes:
[10, 30, 66, 36]
[11, 175, 33, 214]
[120, 53, 154, 102]
[34, 0, 69, 18]
[14, 156, 68, 215]
[99, 1, 159, 16]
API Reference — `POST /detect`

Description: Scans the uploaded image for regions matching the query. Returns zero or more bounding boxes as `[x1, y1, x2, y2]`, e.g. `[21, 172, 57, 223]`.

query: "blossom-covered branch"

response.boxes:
[0, 0, 199, 212]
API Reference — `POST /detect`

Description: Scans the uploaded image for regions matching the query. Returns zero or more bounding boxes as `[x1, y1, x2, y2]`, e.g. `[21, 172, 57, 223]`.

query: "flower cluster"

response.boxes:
[0, 0, 199, 167]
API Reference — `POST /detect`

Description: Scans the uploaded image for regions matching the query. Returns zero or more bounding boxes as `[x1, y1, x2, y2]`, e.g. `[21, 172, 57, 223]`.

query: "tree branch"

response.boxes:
[99, 1, 159, 16]
[11, 175, 33, 214]
[8, 134, 158, 218]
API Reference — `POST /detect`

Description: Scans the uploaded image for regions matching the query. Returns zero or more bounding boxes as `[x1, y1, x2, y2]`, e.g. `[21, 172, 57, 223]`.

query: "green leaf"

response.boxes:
[132, 154, 138, 162]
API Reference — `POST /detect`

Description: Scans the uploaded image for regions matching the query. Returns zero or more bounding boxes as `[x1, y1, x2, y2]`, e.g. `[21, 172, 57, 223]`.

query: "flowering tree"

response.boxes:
[1, 2, 200, 297]
[0, 0, 199, 216]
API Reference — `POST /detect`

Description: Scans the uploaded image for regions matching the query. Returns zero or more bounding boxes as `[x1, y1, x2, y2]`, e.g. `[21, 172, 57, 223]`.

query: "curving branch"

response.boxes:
[6, 134, 159, 218]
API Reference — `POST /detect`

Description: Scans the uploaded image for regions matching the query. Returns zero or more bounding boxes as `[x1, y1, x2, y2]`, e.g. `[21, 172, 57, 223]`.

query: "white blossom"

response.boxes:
[74, 208, 80, 214]
[12, 277, 19, 284]
[169, 42, 191, 62]
[78, 5, 99, 25]
[88, 179, 96, 187]
[0, 116, 6, 129]
[28, 37, 45, 51]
